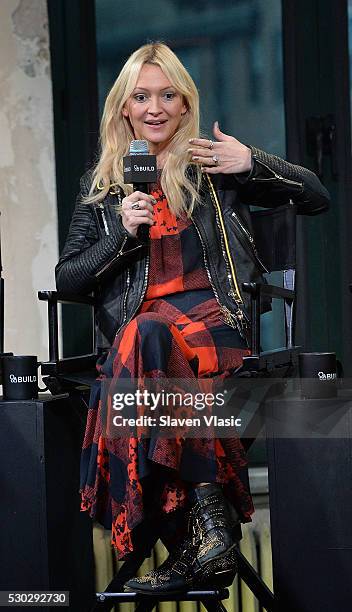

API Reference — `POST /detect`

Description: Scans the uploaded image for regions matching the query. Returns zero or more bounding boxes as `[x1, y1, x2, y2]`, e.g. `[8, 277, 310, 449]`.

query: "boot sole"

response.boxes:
[124, 584, 193, 596]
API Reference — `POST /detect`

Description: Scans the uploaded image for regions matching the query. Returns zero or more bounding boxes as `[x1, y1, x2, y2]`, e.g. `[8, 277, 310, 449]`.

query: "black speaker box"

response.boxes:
[0, 394, 94, 611]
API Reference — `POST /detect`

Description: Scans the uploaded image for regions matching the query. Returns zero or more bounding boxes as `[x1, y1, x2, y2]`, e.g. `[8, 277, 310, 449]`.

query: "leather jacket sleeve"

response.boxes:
[55, 171, 143, 294]
[235, 146, 330, 215]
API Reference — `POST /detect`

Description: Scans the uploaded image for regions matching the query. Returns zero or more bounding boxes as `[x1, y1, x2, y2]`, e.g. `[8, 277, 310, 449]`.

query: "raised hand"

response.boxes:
[188, 121, 252, 174]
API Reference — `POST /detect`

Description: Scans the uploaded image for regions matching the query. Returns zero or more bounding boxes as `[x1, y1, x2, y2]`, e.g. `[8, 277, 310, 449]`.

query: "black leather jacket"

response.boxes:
[55, 146, 330, 350]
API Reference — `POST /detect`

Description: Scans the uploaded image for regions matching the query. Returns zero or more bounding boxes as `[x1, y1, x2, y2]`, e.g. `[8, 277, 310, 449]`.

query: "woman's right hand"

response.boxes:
[121, 191, 156, 237]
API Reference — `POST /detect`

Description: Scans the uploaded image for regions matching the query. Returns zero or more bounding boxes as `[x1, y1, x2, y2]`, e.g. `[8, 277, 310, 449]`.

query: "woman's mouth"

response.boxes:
[144, 120, 167, 128]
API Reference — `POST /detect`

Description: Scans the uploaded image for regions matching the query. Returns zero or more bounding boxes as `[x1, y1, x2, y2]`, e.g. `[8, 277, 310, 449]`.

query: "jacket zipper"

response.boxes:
[114, 250, 150, 337]
[94, 193, 143, 278]
[250, 158, 303, 187]
[206, 174, 243, 304]
[193, 178, 250, 339]
[191, 216, 223, 308]
[98, 203, 110, 235]
[95, 186, 150, 330]
[95, 236, 128, 278]
[192, 215, 249, 339]
[95, 240, 144, 278]
[119, 268, 130, 332]
[231, 210, 269, 273]
[94, 203, 110, 236]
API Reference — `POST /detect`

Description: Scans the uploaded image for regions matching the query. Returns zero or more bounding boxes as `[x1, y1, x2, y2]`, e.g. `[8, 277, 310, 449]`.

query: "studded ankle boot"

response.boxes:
[124, 484, 241, 594]
[188, 483, 241, 588]
[124, 535, 198, 594]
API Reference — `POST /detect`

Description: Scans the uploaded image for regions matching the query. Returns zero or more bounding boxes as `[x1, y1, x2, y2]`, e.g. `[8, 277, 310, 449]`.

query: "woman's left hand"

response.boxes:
[188, 121, 252, 175]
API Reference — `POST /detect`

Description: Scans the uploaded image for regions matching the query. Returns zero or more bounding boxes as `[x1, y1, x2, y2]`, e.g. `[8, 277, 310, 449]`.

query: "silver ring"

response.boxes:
[212, 155, 219, 165]
[208, 140, 214, 150]
[132, 203, 140, 210]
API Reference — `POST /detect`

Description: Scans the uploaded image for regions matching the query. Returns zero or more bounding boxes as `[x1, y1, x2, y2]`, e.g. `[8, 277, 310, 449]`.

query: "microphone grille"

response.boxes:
[129, 140, 149, 155]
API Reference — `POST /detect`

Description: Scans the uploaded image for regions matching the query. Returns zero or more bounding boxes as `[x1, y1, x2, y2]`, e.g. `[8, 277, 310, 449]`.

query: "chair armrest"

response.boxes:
[242, 282, 296, 356]
[41, 353, 98, 377]
[38, 290, 97, 363]
[242, 347, 300, 372]
[242, 282, 294, 301]
[38, 290, 97, 306]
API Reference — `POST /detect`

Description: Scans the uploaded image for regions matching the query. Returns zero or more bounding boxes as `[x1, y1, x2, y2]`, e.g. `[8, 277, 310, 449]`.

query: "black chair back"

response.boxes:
[251, 201, 296, 272]
[251, 201, 297, 349]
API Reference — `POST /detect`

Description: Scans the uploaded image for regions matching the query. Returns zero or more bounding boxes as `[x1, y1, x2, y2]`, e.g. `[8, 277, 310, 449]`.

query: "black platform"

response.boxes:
[0, 394, 94, 612]
[266, 390, 352, 612]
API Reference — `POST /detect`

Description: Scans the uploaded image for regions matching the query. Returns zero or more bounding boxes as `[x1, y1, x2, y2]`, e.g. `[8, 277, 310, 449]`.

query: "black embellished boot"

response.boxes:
[188, 483, 241, 588]
[124, 534, 198, 594]
[124, 484, 241, 593]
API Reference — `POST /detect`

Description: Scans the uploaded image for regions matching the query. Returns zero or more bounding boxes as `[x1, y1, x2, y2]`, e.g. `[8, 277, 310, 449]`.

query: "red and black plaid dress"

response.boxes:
[80, 186, 254, 558]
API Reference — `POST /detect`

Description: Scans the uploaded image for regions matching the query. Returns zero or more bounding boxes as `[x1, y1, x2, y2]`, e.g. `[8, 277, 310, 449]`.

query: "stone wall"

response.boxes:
[0, 0, 58, 363]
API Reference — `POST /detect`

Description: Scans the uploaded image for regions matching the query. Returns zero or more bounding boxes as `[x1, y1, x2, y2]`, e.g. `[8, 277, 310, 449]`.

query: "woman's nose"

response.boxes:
[147, 96, 162, 114]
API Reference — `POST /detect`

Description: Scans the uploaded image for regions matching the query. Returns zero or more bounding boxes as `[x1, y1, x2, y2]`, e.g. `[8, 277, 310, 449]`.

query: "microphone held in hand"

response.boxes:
[123, 140, 158, 242]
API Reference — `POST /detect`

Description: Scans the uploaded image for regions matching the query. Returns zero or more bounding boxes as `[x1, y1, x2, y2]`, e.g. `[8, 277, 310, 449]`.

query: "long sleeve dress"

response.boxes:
[80, 183, 254, 559]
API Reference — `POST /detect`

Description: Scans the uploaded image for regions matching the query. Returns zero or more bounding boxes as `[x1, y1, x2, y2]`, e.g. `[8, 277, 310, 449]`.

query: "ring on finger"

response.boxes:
[208, 140, 214, 150]
[212, 154, 219, 165]
[131, 202, 141, 210]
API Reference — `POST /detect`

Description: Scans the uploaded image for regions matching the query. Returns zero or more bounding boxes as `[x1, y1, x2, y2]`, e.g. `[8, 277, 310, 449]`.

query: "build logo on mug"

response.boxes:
[299, 352, 338, 399]
[1, 355, 38, 401]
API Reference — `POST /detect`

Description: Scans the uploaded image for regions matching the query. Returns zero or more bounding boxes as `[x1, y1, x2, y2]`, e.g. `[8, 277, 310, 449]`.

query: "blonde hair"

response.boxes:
[85, 42, 202, 216]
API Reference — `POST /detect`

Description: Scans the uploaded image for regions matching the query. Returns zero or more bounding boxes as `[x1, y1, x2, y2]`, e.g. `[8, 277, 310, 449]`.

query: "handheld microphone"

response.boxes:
[123, 140, 157, 241]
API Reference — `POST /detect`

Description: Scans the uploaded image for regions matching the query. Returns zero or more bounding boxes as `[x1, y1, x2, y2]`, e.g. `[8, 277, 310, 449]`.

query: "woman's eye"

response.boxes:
[134, 94, 148, 102]
[164, 92, 176, 100]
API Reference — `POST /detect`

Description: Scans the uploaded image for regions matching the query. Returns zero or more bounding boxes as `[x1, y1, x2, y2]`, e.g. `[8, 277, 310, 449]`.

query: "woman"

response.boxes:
[56, 42, 329, 593]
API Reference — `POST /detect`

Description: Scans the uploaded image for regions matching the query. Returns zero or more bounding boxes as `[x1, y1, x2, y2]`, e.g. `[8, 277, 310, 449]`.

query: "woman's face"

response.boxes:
[122, 64, 187, 152]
